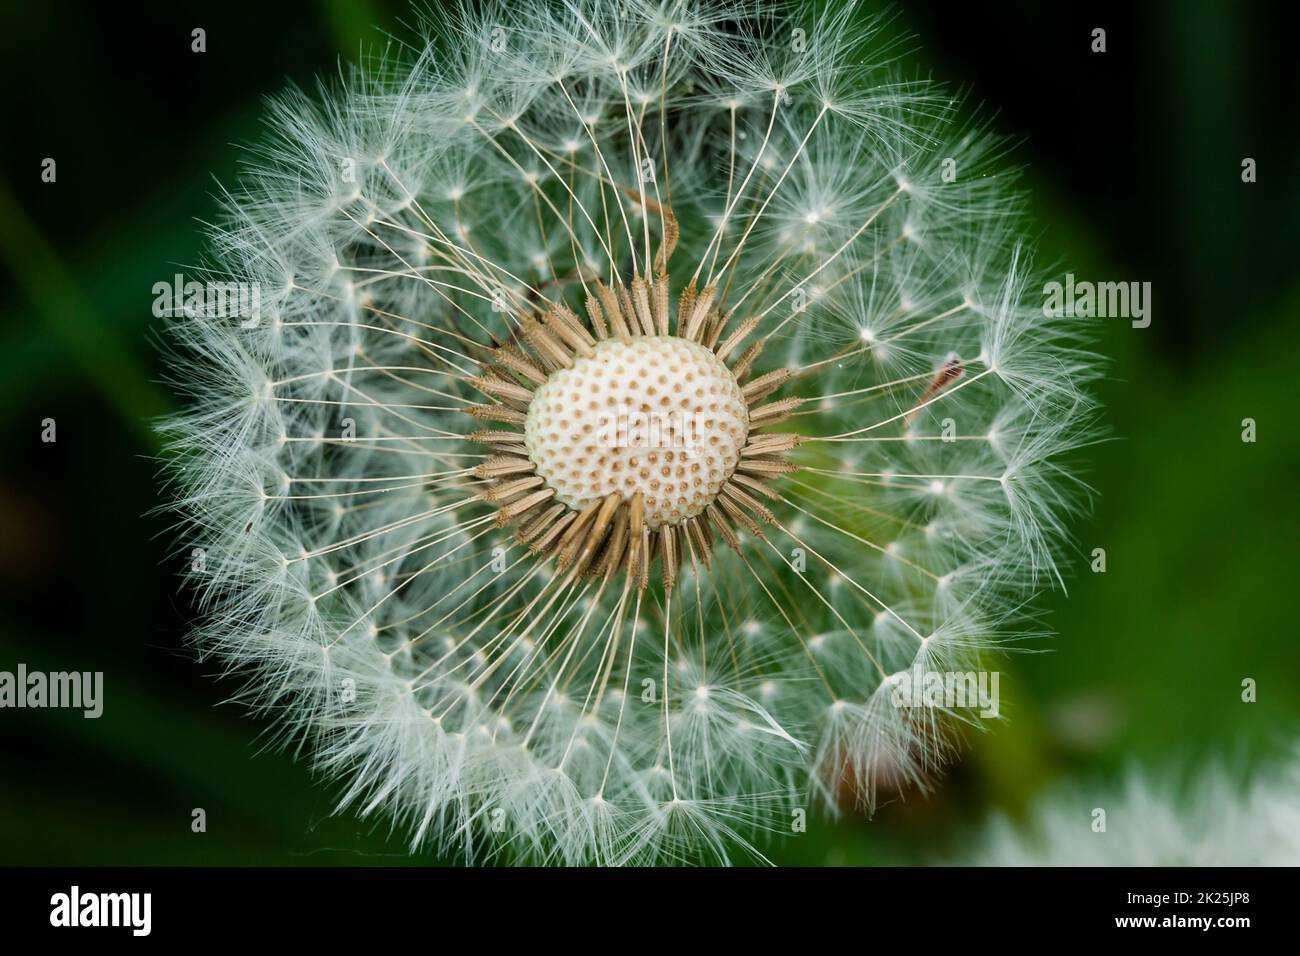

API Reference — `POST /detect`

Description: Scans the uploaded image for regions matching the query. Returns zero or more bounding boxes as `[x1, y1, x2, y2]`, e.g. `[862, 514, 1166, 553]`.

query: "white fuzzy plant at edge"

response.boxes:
[959, 745, 1300, 866]
[159, 0, 1099, 864]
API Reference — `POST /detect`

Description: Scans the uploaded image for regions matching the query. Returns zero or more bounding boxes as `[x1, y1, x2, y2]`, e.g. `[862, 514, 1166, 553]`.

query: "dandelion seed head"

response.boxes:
[159, 0, 1098, 864]
[960, 745, 1300, 866]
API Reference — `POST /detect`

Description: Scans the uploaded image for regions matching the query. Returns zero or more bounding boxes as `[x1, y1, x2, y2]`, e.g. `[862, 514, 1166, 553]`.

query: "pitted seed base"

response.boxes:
[524, 336, 749, 528]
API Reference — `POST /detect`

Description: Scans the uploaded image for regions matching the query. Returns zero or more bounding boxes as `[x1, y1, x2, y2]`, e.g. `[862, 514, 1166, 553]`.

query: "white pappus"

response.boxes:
[158, 0, 1100, 864]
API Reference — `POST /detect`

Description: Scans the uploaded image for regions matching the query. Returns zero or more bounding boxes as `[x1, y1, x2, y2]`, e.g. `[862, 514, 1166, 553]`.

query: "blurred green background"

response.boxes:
[0, 1, 1296, 865]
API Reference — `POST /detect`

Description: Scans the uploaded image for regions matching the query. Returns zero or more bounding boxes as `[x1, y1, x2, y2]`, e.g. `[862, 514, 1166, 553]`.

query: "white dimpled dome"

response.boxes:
[524, 336, 750, 529]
